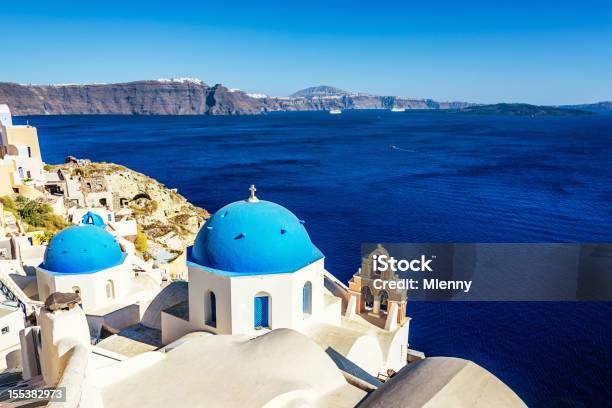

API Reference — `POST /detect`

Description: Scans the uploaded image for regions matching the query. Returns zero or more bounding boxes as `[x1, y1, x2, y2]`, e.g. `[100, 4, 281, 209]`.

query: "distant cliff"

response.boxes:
[0, 80, 472, 115]
[0, 79, 264, 115]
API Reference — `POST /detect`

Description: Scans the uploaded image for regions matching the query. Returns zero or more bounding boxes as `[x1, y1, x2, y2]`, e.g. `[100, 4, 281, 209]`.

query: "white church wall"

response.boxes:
[187, 264, 232, 334]
[229, 274, 292, 334]
[186, 258, 327, 336]
[38, 260, 131, 313]
[300, 259, 326, 324]
[228, 260, 326, 335]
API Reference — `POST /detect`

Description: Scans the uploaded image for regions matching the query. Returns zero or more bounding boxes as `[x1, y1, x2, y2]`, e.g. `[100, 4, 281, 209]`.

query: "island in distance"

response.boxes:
[0, 78, 607, 116]
[451, 103, 594, 116]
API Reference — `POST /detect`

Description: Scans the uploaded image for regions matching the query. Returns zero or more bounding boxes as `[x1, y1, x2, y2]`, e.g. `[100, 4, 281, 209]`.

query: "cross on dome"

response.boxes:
[247, 184, 259, 203]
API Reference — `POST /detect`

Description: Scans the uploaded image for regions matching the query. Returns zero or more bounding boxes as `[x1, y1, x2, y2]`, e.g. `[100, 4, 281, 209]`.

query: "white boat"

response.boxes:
[391, 107, 405, 112]
[329, 108, 342, 115]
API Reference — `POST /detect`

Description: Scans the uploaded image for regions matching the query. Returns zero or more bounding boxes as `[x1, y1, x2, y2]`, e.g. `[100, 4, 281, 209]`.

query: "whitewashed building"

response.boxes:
[35, 224, 162, 333]
[159, 187, 411, 376]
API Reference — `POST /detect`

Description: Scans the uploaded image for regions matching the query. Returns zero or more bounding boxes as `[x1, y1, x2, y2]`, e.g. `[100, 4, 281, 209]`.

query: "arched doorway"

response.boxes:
[254, 293, 270, 329]
[302, 281, 312, 317]
[379, 290, 389, 313]
[206, 291, 217, 327]
[361, 286, 374, 311]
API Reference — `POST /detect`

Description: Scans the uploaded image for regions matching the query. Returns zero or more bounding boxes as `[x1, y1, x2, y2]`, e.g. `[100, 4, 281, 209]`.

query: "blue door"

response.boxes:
[254, 295, 269, 328]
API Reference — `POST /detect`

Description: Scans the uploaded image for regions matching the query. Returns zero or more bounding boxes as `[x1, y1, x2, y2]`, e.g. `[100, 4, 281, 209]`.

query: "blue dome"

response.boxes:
[42, 225, 126, 274]
[191, 199, 324, 274]
[81, 211, 105, 227]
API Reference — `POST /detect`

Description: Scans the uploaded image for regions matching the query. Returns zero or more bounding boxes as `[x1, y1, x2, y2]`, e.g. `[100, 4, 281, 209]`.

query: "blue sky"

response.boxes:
[1, 1, 611, 104]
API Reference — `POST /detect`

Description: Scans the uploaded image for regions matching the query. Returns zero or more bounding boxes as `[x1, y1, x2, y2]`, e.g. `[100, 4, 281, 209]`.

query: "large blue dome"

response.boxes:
[42, 225, 126, 274]
[191, 198, 323, 274]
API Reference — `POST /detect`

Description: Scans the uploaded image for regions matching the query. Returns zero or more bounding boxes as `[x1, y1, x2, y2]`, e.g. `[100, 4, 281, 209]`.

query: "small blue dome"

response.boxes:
[191, 199, 323, 274]
[81, 211, 105, 227]
[43, 225, 126, 274]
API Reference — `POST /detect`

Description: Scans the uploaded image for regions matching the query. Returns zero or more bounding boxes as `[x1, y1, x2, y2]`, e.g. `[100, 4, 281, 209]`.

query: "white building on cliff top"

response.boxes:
[0, 104, 46, 193]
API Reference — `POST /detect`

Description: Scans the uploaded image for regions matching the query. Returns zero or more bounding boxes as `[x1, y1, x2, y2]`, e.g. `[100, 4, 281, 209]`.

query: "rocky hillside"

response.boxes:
[0, 80, 471, 115]
[50, 159, 209, 261]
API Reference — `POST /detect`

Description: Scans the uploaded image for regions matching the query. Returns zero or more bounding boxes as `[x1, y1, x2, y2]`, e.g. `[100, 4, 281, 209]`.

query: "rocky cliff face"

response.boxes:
[261, 95, 470, 112]
[0, 80, 471, 115]
[0, 80, 267, 116]
[0, 80, 209, 115]
[206, 84, 264, 115]
[50, 160, 209, 261]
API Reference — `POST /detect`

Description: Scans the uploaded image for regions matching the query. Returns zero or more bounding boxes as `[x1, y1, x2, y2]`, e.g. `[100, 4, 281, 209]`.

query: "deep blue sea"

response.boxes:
[16, 111, 612, 407]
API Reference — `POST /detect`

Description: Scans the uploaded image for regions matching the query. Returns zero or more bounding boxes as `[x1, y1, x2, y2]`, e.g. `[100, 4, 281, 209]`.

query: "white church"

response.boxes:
[33, 210, 163, 337]
[3, 186, 525, 408]
[155, 186, 409, 375]
[164, 186, 326, 336]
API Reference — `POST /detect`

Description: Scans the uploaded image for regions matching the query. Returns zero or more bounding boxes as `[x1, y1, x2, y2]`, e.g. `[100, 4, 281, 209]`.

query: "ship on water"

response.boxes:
[391, 106, 406, 112]
[329, 108, 342, 114]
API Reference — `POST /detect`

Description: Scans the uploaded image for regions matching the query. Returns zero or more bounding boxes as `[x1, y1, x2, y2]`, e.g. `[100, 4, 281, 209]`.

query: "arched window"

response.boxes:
[18, 167, 24, 179]
[105, 280, 115, 299]
[361, 286, 374, 311]
[254, 293, 270, 329]
[379, 290, 389, 313]
[302, 282, 312, 317]
[206, 291, 217, 327]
